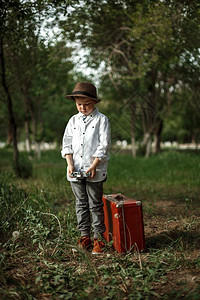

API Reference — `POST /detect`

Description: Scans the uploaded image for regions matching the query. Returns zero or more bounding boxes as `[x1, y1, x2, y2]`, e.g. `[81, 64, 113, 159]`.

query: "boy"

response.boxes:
[61, 82, 111, 254]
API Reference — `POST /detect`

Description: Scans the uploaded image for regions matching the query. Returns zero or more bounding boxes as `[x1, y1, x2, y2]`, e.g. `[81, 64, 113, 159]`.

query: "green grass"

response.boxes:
[0, 148, 200, 299]
[107, 150, 200, 187]
[105, 150, 200, 207]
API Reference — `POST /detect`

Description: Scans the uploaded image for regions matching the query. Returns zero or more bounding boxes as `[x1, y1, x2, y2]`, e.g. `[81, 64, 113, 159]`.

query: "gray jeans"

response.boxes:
[70, 180, 105, 238]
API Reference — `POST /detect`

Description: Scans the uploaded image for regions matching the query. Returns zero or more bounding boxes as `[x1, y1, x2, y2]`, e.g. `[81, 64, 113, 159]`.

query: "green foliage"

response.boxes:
[136, 143, 146, 157]
[1, 0, 200, 155]
[0, 181, 27, 233]
[0, 0, 77, 151]
[13, 153, 33, 178]
[163, 86, 200, 143]
[59, 0, 200, 152]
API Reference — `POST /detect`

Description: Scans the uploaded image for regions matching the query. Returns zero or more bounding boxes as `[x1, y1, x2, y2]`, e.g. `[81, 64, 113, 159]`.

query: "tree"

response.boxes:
[57, 0, 200, 156]
[0, 0, 23, 174]
[0, 0, 76, 164]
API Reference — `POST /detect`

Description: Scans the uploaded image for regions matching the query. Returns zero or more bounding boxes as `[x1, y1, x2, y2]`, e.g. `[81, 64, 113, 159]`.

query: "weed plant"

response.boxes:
[0, 148, 200, 299]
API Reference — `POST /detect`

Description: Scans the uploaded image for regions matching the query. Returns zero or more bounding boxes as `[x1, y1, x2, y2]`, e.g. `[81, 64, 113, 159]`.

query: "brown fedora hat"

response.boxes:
[65, 82, 101, 103]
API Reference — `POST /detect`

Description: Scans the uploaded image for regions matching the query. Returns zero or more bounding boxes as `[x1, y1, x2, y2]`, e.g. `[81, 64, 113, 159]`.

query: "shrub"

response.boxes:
[13, 153, 33, 178]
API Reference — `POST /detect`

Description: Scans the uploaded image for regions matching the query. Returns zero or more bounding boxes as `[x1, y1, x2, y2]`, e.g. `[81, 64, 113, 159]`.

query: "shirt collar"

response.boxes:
[78, 107, 98, 119]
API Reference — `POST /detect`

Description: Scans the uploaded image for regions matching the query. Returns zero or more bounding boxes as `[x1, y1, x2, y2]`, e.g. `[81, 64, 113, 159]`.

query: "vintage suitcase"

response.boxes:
[103, 194, 145, 253]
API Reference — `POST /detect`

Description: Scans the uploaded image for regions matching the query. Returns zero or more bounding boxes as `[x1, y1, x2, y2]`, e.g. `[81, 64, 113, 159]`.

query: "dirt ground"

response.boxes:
[143, 200, 200, 297]
[1, 196, 200, 299]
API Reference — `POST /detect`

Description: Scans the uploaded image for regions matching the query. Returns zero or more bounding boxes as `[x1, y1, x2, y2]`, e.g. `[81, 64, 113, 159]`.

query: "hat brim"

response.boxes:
[65, 94, 101, 103]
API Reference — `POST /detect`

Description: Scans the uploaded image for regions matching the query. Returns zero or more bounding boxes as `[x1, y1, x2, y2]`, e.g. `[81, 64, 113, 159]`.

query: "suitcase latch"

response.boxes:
[116, 202, 124, 208]
[114, 213, 120, 219]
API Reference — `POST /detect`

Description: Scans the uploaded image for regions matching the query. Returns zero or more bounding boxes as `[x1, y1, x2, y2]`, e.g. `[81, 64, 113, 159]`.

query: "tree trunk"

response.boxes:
[145, 135, 152, 158]
[142, 132, 150, 146]
[6, 122, 13, 146]
[142, 132, 152, 158]
[31, 110, 41, 159]
[32, 113, 37, 150]
[130, 100, 136, 157]
[153, 119, 163, 153]
[20, 85, 33, 152]
[0, 36, 20, 175]
[25, 120, 31, 152]
[35, 142, 41, 159]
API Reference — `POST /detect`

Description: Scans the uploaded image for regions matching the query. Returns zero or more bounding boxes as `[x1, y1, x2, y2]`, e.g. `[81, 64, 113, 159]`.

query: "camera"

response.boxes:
[71, 171, 91, 179]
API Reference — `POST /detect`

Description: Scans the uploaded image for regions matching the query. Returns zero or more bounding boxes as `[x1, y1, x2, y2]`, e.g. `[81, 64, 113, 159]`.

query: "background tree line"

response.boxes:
[0, 0, 200, 175]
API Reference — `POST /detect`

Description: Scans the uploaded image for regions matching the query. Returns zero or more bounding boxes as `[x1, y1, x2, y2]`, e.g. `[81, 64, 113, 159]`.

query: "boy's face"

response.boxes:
[75, 97, 96, 115]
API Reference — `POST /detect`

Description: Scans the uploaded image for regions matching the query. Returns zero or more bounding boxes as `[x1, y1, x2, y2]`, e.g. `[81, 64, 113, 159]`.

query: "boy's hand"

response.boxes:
[85, 165, 96, 178]
[68, 164, 75, 177]
[65, 154, 75, 177]
[86, 157, 100, 179]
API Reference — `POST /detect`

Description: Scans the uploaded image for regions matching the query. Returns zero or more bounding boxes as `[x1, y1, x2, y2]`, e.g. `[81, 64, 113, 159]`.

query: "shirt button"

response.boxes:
[83, 133, 85, 134]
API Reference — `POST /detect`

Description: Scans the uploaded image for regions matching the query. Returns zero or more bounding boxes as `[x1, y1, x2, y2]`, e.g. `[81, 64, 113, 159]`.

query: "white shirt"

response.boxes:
[61, 108, 111, 182]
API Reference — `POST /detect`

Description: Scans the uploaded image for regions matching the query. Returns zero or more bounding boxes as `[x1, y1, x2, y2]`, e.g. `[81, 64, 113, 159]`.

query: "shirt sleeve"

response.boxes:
[92, 116, 111, 162]
[61, 118, 73, 158]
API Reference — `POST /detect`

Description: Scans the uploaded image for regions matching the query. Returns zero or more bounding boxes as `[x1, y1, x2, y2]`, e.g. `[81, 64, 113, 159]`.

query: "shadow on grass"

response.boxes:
[146, 228, 200, 250]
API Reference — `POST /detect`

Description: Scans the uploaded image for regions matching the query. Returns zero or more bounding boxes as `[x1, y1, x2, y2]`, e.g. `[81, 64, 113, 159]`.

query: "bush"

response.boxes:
[13, 153, 33, 178]
[136, 143, 146, 156]
[0, 181, 27, 235]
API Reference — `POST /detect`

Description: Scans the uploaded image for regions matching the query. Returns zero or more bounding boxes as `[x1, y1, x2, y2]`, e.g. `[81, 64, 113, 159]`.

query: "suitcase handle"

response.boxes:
[114, 194, 124, 201]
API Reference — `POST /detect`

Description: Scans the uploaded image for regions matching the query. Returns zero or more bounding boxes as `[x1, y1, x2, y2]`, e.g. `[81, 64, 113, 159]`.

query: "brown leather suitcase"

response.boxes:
[103, 194, 145, 253]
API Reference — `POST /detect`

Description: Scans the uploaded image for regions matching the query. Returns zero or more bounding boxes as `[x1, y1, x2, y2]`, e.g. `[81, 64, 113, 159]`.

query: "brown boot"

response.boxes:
[78, 236, 91, 250]
[92, 238, 105, 254]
